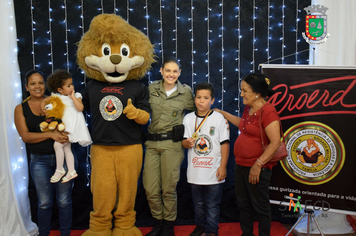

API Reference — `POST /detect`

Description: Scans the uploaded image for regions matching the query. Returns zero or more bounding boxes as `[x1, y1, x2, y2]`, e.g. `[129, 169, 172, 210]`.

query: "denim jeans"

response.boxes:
[191, 183, 223, 235]
[235, 164, 272, 236]
[30, 153, 73, 236]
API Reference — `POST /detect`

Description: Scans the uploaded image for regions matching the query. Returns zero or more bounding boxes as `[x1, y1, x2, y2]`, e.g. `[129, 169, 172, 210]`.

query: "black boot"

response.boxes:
[146, 219, 163, 236]
[189, 225, 205, 236]
[160, 220, 175, 236]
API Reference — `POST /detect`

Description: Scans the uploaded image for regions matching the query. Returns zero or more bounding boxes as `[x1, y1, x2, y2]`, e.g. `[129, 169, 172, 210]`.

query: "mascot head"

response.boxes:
[77, 14, 156, 83]
[45, 95, 66, 119]
[303, 138, 320, 157]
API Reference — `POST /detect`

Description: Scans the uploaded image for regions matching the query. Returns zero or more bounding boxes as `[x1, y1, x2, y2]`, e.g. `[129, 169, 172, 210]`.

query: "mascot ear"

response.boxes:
[131, 56, 144, 69]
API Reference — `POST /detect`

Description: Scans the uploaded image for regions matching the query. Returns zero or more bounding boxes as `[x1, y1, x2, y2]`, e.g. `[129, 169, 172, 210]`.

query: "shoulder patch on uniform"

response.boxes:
[151, 91, 160, 97]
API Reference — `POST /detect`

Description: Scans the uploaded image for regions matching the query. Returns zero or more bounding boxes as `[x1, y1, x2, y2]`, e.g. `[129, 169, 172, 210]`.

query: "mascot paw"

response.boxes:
[123, 99, 138, 120]
[48, 121, 59, 131]
[57, 123, 65, 132]
[81, 229, 112, 236]
[123, 99, 149, 125]
[112, 227, 142, 236]
[40, 122, 48, 130]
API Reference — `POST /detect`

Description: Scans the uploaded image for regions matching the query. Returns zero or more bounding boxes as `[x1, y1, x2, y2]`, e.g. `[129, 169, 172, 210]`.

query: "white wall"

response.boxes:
[310, 0, 356, 65]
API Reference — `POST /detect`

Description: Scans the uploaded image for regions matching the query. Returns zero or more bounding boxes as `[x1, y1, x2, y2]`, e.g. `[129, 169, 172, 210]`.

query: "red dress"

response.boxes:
[234, 103, 280, 169]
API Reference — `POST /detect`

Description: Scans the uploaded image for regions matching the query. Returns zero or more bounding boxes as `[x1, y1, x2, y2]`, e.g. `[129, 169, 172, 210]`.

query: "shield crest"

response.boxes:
[305, 15, 327, 41]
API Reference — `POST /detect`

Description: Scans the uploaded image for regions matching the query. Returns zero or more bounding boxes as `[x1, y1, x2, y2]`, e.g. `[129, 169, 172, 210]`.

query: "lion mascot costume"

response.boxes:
[77, 14, 155, 236]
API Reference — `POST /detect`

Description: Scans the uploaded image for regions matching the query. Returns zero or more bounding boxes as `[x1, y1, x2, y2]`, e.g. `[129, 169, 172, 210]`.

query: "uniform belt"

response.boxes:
[146, 131, 173, 141]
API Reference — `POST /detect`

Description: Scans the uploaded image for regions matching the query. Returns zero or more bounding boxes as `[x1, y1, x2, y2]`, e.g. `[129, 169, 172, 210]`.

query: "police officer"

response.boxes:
[143, 56, 195, 236]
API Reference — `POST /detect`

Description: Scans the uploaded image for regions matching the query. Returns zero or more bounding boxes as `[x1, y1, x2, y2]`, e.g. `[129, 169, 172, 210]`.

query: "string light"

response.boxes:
[48, 1, 53, 73]
[159, 0, 163, 60]
[30, 0, 35, 68]
[63, 1, 69, 70]
[252, 0, 256, 73]
[144, 0, 151, 83]
[127, 0, 130, 22]
[282, 0, 285, 64]
[206, 2, 210, 83]
[237, 1, 241, 116]
[190, 0, 194, 87]
[267, 0, 270, 63]
[220, 0, 224, 108]
[174, 0, 178, 58]
[295, 0, 299, 64]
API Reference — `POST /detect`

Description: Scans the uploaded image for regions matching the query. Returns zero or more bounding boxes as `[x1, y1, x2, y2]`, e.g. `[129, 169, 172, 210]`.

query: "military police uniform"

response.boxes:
[143, 79, 195, 223]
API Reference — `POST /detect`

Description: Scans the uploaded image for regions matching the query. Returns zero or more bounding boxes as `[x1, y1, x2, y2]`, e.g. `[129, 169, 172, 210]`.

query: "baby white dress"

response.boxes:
[53, 93, 92, 147]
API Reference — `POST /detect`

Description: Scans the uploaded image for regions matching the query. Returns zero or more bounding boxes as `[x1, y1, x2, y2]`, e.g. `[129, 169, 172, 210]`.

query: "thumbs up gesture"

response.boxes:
[123, 99, 138, 120]
[123, 98, 150, 124]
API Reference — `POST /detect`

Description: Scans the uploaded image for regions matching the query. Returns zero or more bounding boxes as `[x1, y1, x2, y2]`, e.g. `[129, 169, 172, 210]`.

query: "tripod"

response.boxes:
[286, 209, 324, 236]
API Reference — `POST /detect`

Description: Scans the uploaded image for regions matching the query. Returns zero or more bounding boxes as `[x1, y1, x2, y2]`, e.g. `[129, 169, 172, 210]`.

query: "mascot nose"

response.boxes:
[110, 55, 122, 64]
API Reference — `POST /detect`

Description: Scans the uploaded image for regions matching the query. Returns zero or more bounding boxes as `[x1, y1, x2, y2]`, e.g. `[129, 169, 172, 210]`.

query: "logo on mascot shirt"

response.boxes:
[99, 95, 123, 121]
[281, 121, 345, 185]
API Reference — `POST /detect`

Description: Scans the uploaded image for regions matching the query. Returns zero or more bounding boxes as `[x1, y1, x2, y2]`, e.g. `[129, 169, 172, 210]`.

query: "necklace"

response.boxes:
[192, 110, 212, 139]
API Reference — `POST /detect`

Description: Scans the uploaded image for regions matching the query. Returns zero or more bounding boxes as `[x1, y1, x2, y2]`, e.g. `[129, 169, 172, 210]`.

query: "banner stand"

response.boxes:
[286, 209, 324, 236]
[261, 65, 356, 235]
[293, 211, 355, 235]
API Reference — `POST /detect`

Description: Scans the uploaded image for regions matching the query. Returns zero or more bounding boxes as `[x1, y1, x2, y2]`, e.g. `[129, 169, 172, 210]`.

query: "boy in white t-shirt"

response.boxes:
[182, 82, 230, 236]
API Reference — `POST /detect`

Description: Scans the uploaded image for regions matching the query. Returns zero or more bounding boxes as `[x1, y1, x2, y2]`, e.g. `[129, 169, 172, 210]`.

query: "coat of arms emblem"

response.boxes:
[302, 5, 330, 45]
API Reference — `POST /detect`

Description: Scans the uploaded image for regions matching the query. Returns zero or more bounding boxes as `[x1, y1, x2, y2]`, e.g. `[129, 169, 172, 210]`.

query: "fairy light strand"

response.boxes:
[79, 0, 90, 186]
[144, 0, 151, 82]
[48, 0, 54, 73]
[159, 0, 163, 61]
[267, 0, 270, 63]
[127, 0, 129, 22]
[295, 0, 299, 64]
[282, 0, 285, 64]
[63, 1, 69, 70]
[252, 0, 256, 72]
[206, 1, 210, 83]
[190, 0, 194, 87]
[220, 1, 224, 108]
[237, 0, 241, 116]
[80, 0, 85, 83]
[30, 0, 35, 68]
[174, 0, 178, 58]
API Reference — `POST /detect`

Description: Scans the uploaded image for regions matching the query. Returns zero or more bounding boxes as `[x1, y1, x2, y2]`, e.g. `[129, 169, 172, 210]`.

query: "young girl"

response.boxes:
[41, 69, 92, 183]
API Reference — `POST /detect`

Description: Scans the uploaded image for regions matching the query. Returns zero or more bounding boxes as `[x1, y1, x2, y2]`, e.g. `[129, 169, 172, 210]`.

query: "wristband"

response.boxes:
[256, 158, 264, 166]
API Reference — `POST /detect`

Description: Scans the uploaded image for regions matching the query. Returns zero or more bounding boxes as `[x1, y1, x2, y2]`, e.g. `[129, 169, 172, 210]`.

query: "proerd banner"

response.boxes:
[261, 65, 356, 215]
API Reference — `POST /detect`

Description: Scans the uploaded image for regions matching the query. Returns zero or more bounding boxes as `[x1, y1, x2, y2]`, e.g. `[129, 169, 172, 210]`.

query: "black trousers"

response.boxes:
[235, 164, 272, 236]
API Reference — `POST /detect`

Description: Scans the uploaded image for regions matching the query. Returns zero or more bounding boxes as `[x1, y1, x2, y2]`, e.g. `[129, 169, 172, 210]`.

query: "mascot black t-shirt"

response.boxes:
[83, 79, 150, 145]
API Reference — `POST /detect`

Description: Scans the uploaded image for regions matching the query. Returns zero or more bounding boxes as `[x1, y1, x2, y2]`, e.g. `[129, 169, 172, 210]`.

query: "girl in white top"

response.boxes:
[41, 70, 92, 183]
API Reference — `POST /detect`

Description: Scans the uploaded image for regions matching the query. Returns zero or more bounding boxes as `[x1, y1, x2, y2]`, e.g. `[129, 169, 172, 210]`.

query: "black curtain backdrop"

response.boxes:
[14, 0, 309, 230]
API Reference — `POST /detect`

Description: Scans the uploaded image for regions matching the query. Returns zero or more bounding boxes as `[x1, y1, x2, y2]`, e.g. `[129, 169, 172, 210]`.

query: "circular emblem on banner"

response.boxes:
[194, 134, 213, 156]
[281, 122, 345, 185]
[99, 95, 123, 121]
